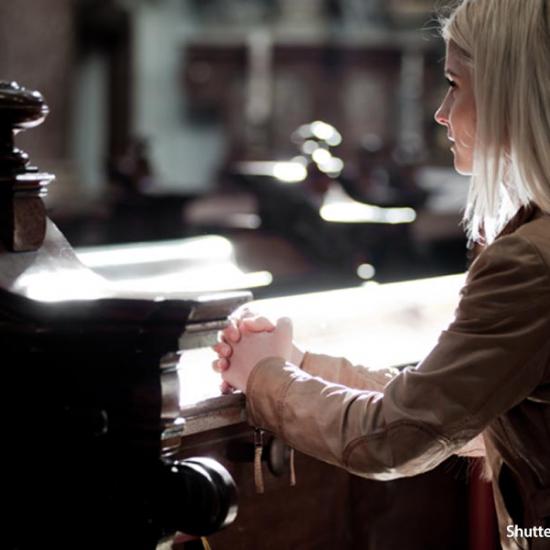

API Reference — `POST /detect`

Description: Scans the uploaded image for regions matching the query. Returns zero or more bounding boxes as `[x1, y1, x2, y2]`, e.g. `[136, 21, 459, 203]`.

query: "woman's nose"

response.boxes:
[434, 97, 449, 126]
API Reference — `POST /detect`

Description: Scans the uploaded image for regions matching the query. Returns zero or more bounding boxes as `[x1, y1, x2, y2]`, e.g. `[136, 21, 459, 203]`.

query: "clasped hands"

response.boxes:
[211, 309, 304, 393]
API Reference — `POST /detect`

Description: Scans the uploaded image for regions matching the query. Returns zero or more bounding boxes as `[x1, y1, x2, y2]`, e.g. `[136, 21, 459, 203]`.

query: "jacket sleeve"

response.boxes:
[301, 351, 485, 457]
[246, 234, 550, 480]
[300, 352, 399, 392]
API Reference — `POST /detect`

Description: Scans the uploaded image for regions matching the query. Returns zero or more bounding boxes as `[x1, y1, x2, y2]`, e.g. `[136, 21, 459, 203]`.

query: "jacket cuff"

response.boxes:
[300, 351, 314, 371]
[246, 356, 301, 433]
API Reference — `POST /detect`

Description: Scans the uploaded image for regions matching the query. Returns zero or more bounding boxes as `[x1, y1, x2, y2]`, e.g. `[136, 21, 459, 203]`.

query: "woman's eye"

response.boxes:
[446, 77, 456, 88]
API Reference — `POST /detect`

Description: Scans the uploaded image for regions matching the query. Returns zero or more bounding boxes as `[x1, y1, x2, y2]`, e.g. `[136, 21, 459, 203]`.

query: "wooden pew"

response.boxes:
[0, 81, 246, 550]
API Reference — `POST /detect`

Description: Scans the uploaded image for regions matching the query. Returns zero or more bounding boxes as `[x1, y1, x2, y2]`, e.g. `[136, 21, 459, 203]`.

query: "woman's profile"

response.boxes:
[213, 1, 550, 548]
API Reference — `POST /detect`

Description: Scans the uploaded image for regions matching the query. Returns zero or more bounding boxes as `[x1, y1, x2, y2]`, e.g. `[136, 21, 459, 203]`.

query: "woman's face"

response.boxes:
[434, 42, 477, 175]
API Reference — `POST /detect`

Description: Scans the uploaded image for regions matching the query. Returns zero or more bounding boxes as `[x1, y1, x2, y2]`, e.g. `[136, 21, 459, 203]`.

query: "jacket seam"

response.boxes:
[342, 419, 450, 467]
[519, 234, 550, 291]
[276, 373, 298, 440]
[247, 357, 287, 429]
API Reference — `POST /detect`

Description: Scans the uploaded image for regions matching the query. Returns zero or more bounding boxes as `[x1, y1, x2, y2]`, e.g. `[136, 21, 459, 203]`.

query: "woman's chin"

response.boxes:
[453, 154, 473, 176]
[454, 164, 472, 176]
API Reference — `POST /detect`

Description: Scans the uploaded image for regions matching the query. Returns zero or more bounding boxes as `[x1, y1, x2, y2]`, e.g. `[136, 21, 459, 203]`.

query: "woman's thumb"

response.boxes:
[274, 317, 293, 356]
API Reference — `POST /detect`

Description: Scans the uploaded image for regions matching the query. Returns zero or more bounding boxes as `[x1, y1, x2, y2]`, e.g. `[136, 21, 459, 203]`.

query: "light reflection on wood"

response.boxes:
[178, 273, 465, 410]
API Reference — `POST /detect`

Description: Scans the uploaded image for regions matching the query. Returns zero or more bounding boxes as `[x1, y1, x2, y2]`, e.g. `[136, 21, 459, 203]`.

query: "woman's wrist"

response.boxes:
[291, 344, 305, 367]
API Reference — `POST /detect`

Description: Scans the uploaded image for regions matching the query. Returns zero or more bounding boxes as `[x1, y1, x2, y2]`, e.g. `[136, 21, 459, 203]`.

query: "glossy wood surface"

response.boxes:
[167, 273, 464, 436]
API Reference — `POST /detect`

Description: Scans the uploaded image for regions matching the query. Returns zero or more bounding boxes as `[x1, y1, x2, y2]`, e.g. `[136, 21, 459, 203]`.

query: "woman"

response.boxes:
[212, 1, 550, 548]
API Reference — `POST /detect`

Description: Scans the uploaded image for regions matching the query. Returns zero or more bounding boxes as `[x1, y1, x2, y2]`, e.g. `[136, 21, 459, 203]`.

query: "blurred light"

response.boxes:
[327, 134, 342, 147]
[291, 155, 308, 166]
[318, 157, 344, 176]
[311, 148, 332, 164]
[77, 236, 234, 268]
[226, 213, 261, 229]
[110, 266, 273, 294]
[385, 208, 416, 224]
[357, 263, 376, 280]
[251, 273, 466, 369]
[361, 133, 383, 152]
[17, 270, 106, 302]
[293, 121, 342, 147]
[273, 161, 307, 182]
[301, 140, 319, 155]
[321, 203, 417, 224]
[311, 120, 342, 146]
[235, 161, 307, 183]
[295, 124, 311, 141]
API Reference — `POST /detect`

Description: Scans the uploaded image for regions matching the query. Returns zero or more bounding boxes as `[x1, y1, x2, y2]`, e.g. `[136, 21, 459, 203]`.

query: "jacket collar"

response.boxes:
[495, 203, 541, 240]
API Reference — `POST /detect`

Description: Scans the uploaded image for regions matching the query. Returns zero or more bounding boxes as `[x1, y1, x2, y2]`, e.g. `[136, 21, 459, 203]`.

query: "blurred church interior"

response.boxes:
[0, 0, 471, 300]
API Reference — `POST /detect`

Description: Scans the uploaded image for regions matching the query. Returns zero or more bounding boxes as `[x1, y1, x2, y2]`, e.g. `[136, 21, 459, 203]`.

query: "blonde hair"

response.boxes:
[441, 0, 550, 244]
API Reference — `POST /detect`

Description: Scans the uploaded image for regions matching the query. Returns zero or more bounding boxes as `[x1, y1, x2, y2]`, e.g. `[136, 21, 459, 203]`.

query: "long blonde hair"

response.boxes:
[441, 0, 550, 244]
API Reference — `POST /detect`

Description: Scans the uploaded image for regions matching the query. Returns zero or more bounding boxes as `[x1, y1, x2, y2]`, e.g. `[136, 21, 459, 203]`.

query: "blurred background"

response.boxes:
[0, 0, 470, 299]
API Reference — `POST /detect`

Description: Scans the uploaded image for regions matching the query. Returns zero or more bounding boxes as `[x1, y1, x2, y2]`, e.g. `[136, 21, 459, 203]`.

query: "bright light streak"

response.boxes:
[109, 265, 273, 295]
[272, 161, 307, 182]
[385, 208, 416, 224]
[77, 236, 234, 268]
[251, 273, 466, 369]
[321, 202, 416, 224]
[17, 270, 107, 302]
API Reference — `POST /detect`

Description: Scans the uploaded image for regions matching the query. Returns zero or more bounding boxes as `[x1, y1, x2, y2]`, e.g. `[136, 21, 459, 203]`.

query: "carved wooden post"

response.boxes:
[0, 81, 54, 251]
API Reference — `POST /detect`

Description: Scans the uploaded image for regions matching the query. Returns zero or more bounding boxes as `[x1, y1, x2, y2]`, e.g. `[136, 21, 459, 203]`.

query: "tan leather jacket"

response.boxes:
[246, 211, 550, 550]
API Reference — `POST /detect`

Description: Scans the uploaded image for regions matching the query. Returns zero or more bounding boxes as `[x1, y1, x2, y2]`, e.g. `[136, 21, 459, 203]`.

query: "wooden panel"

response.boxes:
[350, 460, 469, 549]
[175, 424, 353, 549]
[173, 424, 469, 549]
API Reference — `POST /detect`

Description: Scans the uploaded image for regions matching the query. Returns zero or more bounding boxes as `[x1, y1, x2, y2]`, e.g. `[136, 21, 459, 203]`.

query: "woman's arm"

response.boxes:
[216, 302, 484, 458]
[240, 234, 549, 479]
[300, 352, 485, 457]
[300, 352, 399, 393]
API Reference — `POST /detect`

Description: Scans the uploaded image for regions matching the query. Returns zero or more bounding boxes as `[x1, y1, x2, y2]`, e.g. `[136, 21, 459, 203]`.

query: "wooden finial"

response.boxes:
[0, 81, 55, 251]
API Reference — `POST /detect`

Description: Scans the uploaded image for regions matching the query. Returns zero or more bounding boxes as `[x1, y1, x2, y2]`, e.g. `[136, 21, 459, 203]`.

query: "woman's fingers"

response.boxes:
[212, 311, 282, 393]
[273, 317, 294, 359]
[240, 316, 276, 334]
[275, 316, 293, 335]
[225, 307, 264, 342]
[220, 380, 235, 394]
[211, 357, 229, 373]
[212, 341, 232, 358]
[230, 306, 253, 320]
[219, 313, 274, 346]
[221, 320, 241, 344]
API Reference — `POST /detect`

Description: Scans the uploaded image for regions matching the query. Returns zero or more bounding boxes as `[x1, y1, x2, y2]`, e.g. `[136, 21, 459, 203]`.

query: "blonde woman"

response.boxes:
[213, 1, 550, 548]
